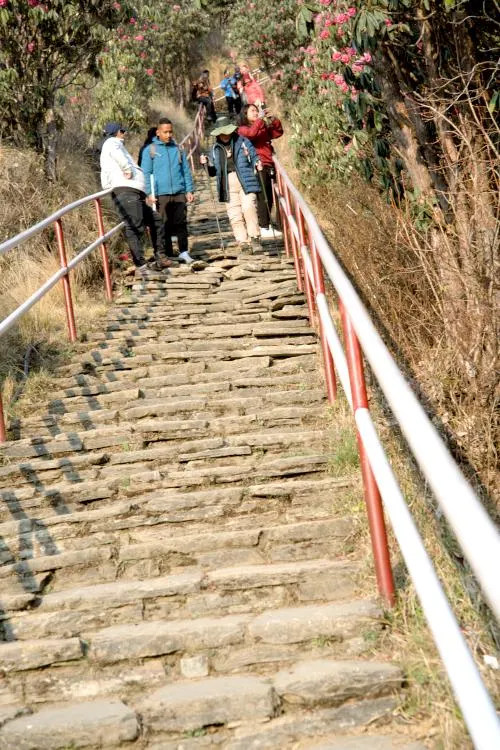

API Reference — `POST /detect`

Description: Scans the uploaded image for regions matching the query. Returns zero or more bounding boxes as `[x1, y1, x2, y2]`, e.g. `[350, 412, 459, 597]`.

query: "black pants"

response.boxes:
[256, 165, 277, 229]
[158, 194, 189, 256]
[112, 188, 146, 267]
[142, 202, 163, 257]
[226, 96, 241, 115]
[198, 96, 217, 123]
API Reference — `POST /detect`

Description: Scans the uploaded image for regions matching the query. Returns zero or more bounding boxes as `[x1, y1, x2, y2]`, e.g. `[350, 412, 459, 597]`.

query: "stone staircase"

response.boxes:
[0, 184, 426, 749]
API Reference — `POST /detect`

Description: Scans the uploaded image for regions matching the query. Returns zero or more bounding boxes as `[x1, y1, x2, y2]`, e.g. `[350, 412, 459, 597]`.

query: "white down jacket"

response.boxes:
[100, 136, 146, 193]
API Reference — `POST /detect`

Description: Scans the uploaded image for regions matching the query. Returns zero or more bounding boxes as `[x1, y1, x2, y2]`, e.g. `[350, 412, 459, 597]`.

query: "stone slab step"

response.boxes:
[304, 738, 427, 750]
[227, 697, 399, 750]
[0, 699, 138, 749]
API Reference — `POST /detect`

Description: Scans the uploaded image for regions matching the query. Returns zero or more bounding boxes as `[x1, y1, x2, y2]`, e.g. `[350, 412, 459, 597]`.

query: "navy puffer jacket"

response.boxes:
[208, 135, 261, 202]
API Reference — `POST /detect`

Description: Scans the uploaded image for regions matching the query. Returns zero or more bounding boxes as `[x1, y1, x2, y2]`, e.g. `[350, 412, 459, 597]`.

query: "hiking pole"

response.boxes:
[257, 166, 281, 255]
[202, 162, 225, 252]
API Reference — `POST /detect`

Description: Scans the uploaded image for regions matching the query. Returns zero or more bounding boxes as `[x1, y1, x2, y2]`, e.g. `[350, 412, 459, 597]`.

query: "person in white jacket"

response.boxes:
[100, 122, 152, 275]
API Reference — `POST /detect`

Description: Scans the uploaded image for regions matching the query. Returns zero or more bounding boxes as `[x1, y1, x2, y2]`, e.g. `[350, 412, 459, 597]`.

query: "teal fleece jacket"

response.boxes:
[141, 137, 194, 197]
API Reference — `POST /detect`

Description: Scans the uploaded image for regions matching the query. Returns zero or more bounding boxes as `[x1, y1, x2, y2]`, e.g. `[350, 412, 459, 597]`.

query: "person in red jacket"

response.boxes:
[238, 103, 283, 239]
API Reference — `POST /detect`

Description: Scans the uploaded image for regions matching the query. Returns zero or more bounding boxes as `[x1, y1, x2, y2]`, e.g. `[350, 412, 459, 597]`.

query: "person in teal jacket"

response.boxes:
[142, 118, 195, 264]
[219, 68, 241, 115]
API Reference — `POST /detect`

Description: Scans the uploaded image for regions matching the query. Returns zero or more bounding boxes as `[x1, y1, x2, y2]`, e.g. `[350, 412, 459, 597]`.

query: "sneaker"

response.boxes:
[260, 226, 283, 239]
[136, 262, 154, 278]
[251, 238, 264, 254]
[155, 257, 172, 270]
[238, 242, 252, 253]
[178, 250, 194, 265]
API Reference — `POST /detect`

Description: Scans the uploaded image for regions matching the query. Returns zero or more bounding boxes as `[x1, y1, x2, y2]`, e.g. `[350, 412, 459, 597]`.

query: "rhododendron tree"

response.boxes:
[85, 0, 209, 136]
[0, 0, 132, 179]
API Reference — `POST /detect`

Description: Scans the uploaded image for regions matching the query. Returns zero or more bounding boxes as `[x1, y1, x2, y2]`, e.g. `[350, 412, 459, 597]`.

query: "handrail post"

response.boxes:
[0, 391, 6, 443]
[339, 300, 395, 606]
[94, 198, 113, 302]
[297, 209, 316, 326]
[54, 219, 77, 343]
[308, 228, 337, 404]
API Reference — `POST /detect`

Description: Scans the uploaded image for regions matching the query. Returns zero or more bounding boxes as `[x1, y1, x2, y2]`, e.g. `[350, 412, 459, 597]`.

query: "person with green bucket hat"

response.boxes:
[200, 116, 264, 253]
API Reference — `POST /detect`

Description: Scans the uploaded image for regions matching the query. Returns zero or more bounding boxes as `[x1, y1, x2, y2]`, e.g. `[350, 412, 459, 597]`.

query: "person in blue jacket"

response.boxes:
[219, 68, 241, 116]
[200, 117, 263, 253]
[142, 117, 195, 265]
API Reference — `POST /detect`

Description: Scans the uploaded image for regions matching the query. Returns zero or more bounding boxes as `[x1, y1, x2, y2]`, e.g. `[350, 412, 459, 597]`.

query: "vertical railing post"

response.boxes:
[308, 231, 337, 404]
[94, 198, 113, 302]
[54, 219, 77, 343]
[339, 301, 395, 607]
[0, 391, 6, 443]
[297, 209, 317, 326]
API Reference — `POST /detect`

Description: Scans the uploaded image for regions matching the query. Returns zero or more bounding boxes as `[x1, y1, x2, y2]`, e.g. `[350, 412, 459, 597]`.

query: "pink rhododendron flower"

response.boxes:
[332, 51, 342, 61]
[26, 41, 35, 52]
[362, 51, 372, 63]
[28, 0, 40, 7]
[129, 17, 136, 24]
[385, 18, 393, 26]
[134, 34, 144, 41]
[292, 84, 299, 91]
[319, 29, 330, 39]
[346, 7, 356, 18]
[173, 4, 181, 9]
[145, 68, 154, 76]
[0, 0, 8, 7]
[340, 53, 350, 63]
[112, 1, 121, 9]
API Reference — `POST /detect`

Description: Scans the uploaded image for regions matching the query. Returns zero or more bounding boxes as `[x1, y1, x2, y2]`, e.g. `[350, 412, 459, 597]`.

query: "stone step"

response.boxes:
[2, 557, 361, 638]
[227, 698, 400, 750]
[303, 738, 427, 750]
[0, 699, 139, 749]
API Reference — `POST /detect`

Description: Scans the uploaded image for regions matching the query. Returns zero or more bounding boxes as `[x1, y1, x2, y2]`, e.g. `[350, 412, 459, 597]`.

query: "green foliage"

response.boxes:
[78, 0, 210, 138]
[0, 0, 131, 146]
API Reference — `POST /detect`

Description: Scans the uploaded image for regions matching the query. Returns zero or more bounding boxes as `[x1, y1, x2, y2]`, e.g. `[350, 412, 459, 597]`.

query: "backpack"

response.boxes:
[149, 143, 183, 166]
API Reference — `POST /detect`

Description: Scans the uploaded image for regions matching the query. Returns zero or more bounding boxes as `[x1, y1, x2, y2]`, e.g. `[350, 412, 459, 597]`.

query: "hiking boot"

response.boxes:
[251, 238, 264, 254]
[155, 256, 172, 270]
[136, 262, 154, 278]
[178, 251, 194, 265]
[238, 241, 252, 253]
[260, 226, 283, 239]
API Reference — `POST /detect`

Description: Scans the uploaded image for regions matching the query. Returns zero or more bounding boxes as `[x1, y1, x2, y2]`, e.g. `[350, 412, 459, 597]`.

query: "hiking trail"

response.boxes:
[0, 180, 426, 750]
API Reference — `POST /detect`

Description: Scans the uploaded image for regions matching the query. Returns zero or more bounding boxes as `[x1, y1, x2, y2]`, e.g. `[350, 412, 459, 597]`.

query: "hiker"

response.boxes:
[141, 117, 195, 266]
[238, 104, 283, 239]
[99, 122, 150, 277]
[137, 127, 169, 269]
[200, 116, 263, 254]
[192, 70, 217, 123]
[238, 61, 266, 106]
[219, 68, 241, 116]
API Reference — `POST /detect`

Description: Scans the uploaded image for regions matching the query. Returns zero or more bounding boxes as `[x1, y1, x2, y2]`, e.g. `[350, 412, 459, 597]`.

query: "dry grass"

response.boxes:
[275, 141, 500, 748]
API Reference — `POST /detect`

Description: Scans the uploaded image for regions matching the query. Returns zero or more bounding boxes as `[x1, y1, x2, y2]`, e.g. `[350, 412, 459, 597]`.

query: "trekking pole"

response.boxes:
[202, 161, 225, 252]
[257, 167, 281, 254]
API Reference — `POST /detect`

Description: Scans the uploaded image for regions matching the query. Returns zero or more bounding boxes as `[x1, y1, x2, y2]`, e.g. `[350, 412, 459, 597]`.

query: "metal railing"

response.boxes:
[0, 107, 205, 443]
[273, 156, 500, 750]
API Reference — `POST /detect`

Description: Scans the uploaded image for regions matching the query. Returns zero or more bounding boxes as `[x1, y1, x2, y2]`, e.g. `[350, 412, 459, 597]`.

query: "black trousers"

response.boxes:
[112, 188, 146, 267]
[142, 202, 163, 257]
[226, 96, 241, 115]
[198, 96, 217, 122]
[256, 165, 277, 229]
[158, 194, 189, 256]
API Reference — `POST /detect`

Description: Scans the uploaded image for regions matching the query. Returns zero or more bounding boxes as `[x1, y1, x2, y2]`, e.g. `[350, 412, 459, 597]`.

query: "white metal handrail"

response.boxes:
[273, 155, 500, 750]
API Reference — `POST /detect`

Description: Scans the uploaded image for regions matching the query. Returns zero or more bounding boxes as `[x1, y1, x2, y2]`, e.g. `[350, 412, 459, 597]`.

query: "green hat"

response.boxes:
[211, 116, 237, 137]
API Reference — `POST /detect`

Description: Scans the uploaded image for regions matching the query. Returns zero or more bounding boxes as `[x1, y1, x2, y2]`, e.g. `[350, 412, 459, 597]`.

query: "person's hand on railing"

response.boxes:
[145, 196, 156, 208]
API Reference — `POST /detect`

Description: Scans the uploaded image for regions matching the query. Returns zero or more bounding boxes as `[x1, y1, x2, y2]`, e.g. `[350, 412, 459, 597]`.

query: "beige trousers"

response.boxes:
[225, 172, 259, 243]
